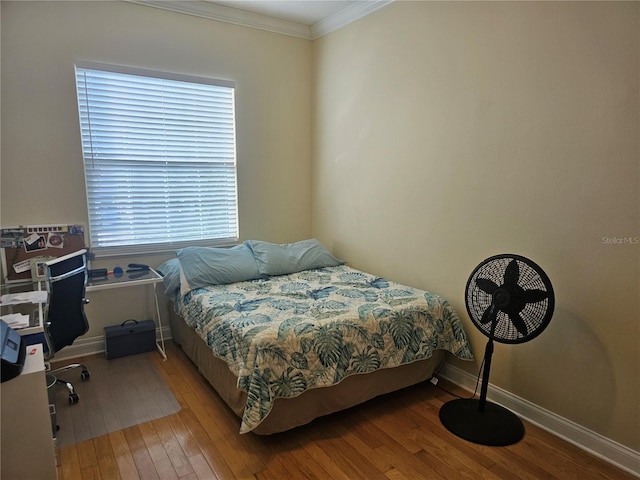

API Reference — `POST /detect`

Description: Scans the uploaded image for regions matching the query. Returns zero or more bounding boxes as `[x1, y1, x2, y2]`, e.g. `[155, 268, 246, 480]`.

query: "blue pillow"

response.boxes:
[176, 244, 261, 294]
[244, 239, 344, 276]
[156, 258, 182, 296]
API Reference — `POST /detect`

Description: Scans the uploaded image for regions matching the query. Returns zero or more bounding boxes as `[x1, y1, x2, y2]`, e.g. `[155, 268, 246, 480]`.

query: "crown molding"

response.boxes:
[126, 0, 312, 38]
[311, 0, 392, 39]
[125, 0, 393, 40]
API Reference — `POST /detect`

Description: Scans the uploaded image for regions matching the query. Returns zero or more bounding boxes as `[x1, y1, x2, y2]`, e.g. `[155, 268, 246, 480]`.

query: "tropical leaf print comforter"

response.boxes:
[173, 265, 474, 433]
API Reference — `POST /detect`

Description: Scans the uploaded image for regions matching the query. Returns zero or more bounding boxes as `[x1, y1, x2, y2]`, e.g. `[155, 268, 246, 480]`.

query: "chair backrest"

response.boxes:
[44, 249, 89, 356]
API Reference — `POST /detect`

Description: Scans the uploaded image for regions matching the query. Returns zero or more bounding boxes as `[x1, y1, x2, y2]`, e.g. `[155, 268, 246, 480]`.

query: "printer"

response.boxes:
[1, 319, 26, 382]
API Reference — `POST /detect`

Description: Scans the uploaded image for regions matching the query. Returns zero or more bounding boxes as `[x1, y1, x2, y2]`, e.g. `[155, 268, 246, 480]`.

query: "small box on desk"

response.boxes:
[104, 320, 156, 359]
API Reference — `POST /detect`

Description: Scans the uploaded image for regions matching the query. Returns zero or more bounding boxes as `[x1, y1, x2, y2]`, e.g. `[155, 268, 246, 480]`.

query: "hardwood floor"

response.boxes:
[56, 341, 635, 479]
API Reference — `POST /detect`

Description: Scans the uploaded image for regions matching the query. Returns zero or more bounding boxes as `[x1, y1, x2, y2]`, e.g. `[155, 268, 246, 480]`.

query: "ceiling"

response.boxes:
[212, 1, 361, 26]
[127, 0, 392, 39]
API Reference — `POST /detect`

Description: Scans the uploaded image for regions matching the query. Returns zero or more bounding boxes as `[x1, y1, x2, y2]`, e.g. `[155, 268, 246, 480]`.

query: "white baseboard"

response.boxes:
[49, 325, 172, 362]
[439, 362, 640, 478]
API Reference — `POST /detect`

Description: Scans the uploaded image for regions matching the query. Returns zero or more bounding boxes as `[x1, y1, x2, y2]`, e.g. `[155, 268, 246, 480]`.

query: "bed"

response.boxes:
[158, 239, 474, 435]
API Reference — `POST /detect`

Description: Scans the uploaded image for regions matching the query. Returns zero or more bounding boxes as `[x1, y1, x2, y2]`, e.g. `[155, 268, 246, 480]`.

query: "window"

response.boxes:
[74, 61, 238, 257]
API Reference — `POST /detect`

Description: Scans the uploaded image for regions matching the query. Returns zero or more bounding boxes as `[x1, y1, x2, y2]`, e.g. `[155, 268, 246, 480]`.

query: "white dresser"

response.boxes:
[1, 343, 57, 480]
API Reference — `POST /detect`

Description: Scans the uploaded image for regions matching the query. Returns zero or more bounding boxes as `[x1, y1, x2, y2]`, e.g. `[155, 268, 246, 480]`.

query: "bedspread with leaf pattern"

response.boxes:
[174, 265, 474, 433]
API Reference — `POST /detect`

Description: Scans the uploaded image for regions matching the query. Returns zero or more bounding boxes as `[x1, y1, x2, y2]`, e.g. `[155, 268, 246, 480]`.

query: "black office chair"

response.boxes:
[44, 249, 91, 404]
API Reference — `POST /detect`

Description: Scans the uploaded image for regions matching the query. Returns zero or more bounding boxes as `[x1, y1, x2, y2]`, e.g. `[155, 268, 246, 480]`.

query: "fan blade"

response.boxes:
[507, 308, 529, 336]
[503, 259, 520, 287]
[476, 278, 499, 295]
[521, 288, 548, 304]
[480, 303, 498, 325]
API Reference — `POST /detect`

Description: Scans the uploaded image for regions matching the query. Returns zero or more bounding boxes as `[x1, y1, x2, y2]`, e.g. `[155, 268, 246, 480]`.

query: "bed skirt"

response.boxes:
[168, 302, 445, 435]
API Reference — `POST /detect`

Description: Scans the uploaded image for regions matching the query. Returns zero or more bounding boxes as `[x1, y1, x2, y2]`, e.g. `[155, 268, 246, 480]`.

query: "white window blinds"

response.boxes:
[74, 61, 238, 257]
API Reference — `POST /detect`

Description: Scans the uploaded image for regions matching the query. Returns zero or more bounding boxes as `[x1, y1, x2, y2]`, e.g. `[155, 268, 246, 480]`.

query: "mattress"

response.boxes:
[169, 304, 447, 435]
[166, 264, 474, 434]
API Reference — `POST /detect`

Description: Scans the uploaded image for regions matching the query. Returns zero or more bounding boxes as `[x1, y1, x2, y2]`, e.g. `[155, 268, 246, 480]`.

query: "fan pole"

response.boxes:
[438, 336, 525, 446]
[478, 338, 493, 412]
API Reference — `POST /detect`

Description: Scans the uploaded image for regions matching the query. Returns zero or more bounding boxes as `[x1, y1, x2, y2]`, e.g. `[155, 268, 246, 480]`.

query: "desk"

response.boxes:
[86, 268, 166, 359]
[0, 344, 57, 480]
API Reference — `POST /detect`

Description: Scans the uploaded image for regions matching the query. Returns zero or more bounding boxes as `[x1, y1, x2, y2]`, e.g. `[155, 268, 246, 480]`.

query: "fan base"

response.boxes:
[439, 398, 524, 446]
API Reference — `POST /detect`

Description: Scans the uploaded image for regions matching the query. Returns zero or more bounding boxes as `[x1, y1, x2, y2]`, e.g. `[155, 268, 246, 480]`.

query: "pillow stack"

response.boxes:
[157, 239, 344, 296]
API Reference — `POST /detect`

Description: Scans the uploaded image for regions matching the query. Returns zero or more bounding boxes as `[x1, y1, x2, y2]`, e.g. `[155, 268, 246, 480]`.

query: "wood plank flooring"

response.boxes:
[56, 341, 636, 479]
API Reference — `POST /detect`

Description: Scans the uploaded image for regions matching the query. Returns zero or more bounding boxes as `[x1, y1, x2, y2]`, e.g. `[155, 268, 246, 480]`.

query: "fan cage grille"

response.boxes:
[466, 256, 553, 344]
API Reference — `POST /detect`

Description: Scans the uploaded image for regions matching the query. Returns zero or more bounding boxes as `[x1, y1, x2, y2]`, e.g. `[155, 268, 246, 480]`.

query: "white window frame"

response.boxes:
[74, 61, 239, 258]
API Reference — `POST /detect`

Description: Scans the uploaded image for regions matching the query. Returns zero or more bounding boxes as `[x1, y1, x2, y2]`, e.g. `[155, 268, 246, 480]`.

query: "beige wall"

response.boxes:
[2, 0, 638, 455]
[312, 2, 639, 450]
[1, 2, 312, 335]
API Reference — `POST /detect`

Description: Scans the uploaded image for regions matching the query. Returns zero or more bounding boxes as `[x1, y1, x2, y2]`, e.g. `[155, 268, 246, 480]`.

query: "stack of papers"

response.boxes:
[0, 313, 31, 328]
[0, 290, 48, 305]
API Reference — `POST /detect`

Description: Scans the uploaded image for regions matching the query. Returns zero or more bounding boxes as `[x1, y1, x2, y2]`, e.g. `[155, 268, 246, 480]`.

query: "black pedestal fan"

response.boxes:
[439, 254, 554, 446]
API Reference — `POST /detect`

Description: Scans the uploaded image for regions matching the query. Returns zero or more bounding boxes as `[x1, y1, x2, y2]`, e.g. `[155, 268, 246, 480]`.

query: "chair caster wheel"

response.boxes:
[69, 393, 79, 404]
[81, 369, 90, 381]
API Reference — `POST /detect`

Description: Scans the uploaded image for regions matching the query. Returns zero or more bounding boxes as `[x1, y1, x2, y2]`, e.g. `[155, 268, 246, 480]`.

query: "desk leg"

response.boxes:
[153, 283, 167, 360]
